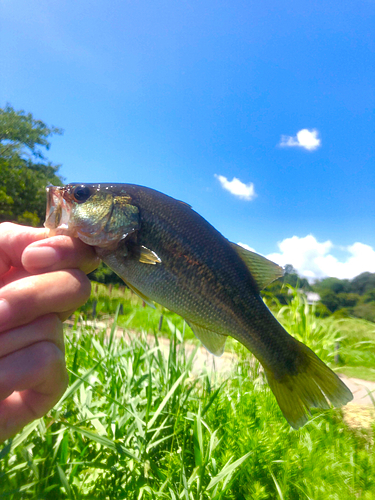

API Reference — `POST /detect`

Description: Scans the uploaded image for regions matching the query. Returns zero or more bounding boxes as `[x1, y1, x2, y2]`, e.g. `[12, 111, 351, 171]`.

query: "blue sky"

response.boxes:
[1, 0, 374, 280]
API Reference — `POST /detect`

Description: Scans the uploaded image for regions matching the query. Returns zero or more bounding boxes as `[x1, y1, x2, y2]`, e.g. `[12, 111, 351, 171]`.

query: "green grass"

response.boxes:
[2, 285, 375, 498]
[325, 317, 375, 382]
[1, 310, 375, 499]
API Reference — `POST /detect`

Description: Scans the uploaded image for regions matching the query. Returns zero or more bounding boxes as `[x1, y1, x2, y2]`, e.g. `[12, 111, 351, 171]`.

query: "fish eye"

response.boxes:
[73, 185, 91, 203]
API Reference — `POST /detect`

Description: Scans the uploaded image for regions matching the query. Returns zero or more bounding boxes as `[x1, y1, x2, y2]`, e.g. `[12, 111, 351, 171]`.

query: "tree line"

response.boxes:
[1, 105, 375, 321]
[263, 266, 375, 322]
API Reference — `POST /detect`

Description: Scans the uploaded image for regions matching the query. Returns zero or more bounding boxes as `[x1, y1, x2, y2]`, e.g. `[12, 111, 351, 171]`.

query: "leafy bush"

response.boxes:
[353, 302, 375, 323]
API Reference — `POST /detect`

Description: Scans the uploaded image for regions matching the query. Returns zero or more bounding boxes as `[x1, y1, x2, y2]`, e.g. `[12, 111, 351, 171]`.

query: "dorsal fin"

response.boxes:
[230, 242, 284, 290]
[178, 200, 192, 209]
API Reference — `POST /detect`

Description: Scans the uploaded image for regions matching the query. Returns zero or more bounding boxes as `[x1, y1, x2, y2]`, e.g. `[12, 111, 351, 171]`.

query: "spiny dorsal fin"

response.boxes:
[230, 242, 284, 290]
[178, 200, 192, 209]
[188, 322, 227, 356]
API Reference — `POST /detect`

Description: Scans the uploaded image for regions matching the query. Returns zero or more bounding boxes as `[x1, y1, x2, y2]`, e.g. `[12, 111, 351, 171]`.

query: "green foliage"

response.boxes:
[314, 277, 351, 295]
[314, 273, 375, 322]
[1, 311, 374, 499]
[324, 316, 375, 380]
[276, 287, 343, 365]
[314, 302, 331, 318]
[351, 273, 375, 295]
[320, 289, 341, 313]
[352, 302, 375, 323]
[82, 283, 375, 377]
[337, 293, 361, 308]
[363, 290, 375, 303]
[0, 104, 63, 226]
[332, 307, 351, 319]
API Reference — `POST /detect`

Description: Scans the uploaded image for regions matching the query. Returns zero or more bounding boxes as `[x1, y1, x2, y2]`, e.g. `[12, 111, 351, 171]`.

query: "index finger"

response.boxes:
[22, 235, 100, 275]
[0, 223, 47, 276]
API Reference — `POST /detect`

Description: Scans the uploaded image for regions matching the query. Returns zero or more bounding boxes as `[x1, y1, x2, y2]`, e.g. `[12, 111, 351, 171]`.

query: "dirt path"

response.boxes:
[338, 375, 375, 406]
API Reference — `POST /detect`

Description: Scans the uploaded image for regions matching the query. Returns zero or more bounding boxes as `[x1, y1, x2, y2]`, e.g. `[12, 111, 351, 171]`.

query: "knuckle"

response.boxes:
[0, 372, 11, 400]
[36, 314, 64, 347]
[37, 341, 66, 373]
[36, 341, 68, 396]
[38, 313, 63, 334]
[66, 269, 92, 304]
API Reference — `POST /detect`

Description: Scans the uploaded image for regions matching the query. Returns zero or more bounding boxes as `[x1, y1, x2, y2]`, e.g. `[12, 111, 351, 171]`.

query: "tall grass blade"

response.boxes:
[61, 423, 138, 461]
[202, 384, 224, 417]
[57, 464, 74, 500]
[0, 441, 11, 460]
[206, 451, 252, 490]
[108, 303, 121, 352]
[148, 371, 187, 428]
[9, 420, 40, 452]
[270, 470, 285, 500]
[59, 362, 103, 405]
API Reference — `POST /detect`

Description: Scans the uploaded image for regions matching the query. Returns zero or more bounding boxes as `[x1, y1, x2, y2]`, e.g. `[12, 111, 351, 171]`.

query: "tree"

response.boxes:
[319, 289, 341, 313]
[314, 277, 350, 295]
[0, 104, 63, 226]
[350, 272, 375, 295]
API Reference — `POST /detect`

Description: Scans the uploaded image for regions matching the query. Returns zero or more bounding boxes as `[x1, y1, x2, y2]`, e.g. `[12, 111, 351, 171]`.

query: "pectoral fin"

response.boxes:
[188, 322, 227, 356]
[230, 242, 284, 290]
[135, 245, 162, 265]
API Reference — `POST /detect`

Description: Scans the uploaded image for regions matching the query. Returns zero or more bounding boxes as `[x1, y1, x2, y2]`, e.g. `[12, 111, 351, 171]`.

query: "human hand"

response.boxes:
[0, 222, 99, 442]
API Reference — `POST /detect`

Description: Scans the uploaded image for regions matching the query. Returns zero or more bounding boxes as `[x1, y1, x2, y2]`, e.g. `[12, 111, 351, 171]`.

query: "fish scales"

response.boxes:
[99, 186, 292, 367]
[45, 182, 353, 428]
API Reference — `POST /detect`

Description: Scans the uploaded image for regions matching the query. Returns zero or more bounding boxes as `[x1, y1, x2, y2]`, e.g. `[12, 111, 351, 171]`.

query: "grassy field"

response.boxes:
[1, 285, 374, 498]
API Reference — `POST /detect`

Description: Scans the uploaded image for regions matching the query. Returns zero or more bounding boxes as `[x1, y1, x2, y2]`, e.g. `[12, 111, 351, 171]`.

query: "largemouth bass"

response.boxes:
[45, 183, 352, 428]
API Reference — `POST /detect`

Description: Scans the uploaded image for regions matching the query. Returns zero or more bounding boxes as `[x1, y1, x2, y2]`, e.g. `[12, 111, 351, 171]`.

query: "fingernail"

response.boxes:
[0, 299, 11, 327]
[23, 246, 60, 269]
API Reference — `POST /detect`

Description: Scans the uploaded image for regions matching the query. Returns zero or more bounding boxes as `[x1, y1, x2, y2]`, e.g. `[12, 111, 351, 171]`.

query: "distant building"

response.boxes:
[305, 292, 321, 305]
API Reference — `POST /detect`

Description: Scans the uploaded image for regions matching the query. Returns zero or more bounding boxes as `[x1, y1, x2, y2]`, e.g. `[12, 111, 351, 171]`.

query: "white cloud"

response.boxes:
[238, 242, 256, 252]
[279, 129, 321, 151]
[215, 175, 256, 200]
[265, 235, 375, 280]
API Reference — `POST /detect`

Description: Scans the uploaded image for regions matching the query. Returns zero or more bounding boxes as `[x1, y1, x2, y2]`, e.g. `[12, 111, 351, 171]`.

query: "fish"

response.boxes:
[45, 183, 353, 428]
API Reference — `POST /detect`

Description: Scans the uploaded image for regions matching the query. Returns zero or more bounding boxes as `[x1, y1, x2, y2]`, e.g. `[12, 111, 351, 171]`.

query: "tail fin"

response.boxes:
[264, 342, 353, 429]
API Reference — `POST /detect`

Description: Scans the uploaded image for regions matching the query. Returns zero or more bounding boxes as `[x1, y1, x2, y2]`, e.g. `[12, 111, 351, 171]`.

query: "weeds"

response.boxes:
[1, 288, 375, 498]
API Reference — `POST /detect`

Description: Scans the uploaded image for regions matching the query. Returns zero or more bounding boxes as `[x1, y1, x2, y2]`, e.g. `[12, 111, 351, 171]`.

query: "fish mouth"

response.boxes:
[44, 185, 72, 234]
